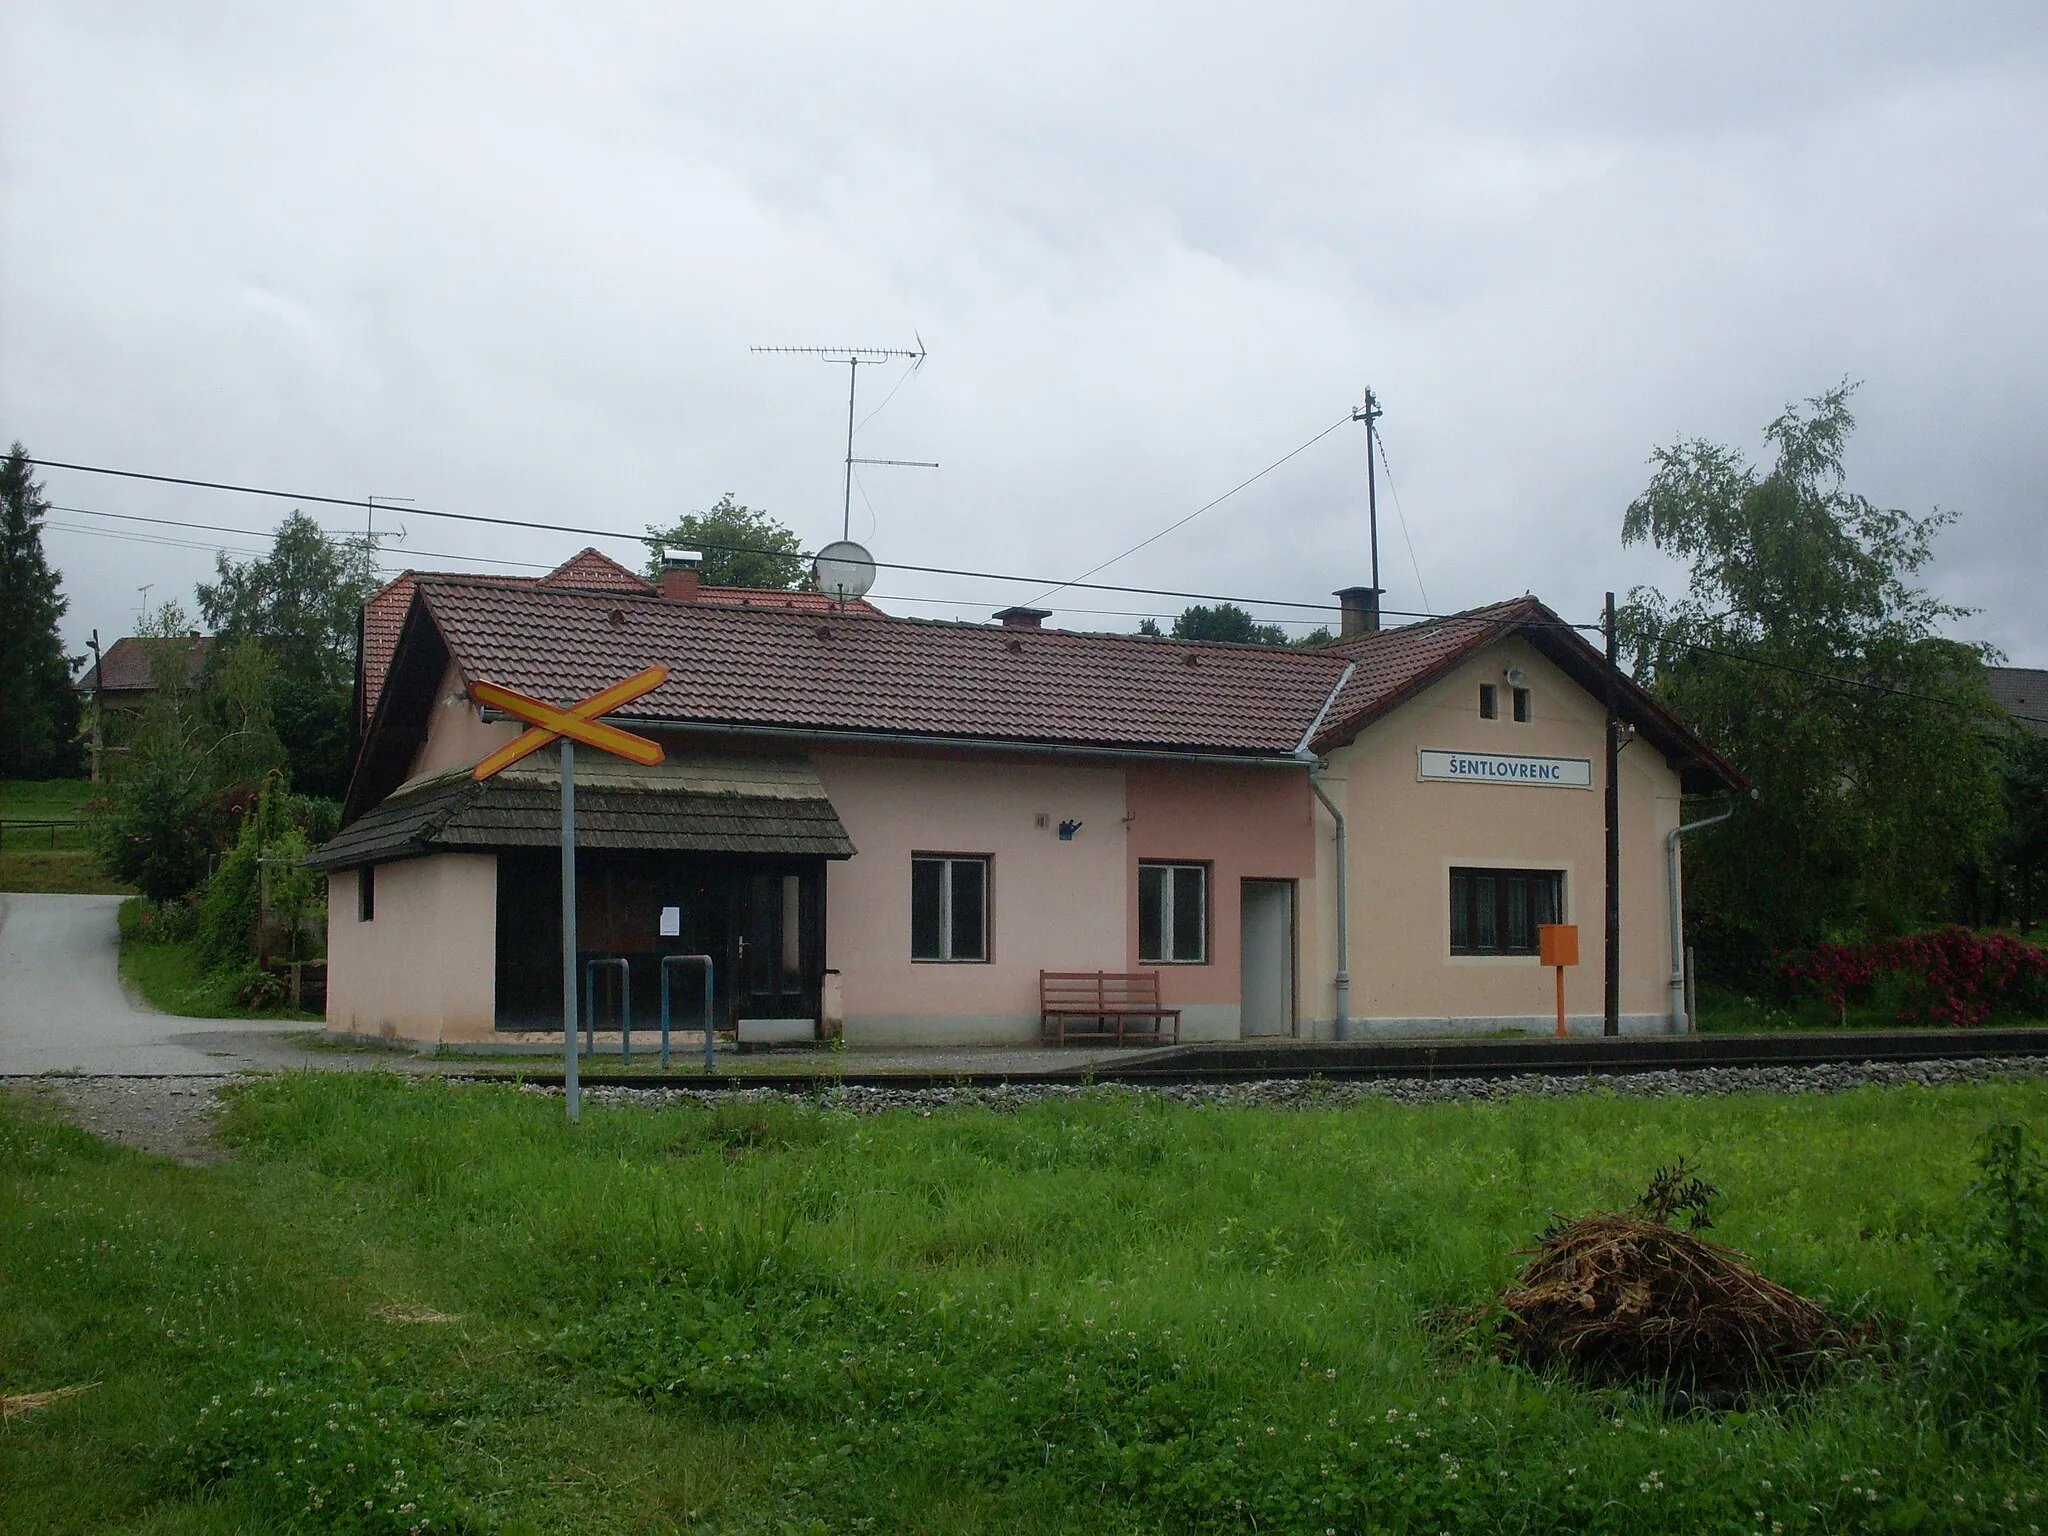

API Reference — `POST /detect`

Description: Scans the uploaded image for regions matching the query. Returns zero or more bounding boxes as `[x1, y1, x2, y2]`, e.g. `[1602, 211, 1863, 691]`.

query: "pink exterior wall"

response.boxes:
[325, 635, 1691, 1049]
[409, 659, 518, 780]
[813, 749, 1130, 1045]
[810, 751, 1316, 1045]
[1300, 635, 1682, 1037]
[1124, 763, 1316, 1034]
[325, 854, 498, 1043]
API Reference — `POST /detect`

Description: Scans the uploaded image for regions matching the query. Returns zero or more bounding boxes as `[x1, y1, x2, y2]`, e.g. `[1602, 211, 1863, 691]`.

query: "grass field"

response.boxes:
[0, 779, 126, 893]
[0, 849, 133, 895]
[114, 898, 318, 1021]
[4, 1074, 2046, 1534]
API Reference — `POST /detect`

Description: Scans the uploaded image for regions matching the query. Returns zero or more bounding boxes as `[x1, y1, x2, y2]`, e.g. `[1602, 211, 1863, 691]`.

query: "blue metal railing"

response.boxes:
[581, 957, 630, 1062]
[660, 954, 717, 1074]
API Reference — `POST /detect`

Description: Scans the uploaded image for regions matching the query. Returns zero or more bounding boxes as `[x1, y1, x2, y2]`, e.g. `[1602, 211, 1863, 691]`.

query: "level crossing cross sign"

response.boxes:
[470, 666, 669, 1121]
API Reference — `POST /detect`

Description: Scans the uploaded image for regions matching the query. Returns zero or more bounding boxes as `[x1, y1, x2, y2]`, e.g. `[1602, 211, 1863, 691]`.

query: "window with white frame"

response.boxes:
[911, 854, 988, 962]
[1139, 861, 1208, 963]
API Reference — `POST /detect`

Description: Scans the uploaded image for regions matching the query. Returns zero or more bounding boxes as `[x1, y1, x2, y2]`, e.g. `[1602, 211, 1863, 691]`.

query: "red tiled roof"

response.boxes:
[79, 634, 213, 694]
[359, 571, 530, 727]
[694, 586, 884, 616]
[537, 548, 655, 592]
[1314, 599, 1547, 743]
[355, 552, 878, 727]
[352, 583, 1742, 816]
[414, 578, 1356, 754]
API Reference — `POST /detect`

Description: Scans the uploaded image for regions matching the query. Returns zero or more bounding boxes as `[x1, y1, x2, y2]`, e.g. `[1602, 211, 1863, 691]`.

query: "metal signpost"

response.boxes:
[471, 666, 669, 1122]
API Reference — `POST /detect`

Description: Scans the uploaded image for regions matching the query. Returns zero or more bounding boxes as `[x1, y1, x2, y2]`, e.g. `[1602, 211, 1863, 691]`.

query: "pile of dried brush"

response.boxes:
[1492, 1162, 1850, 1398]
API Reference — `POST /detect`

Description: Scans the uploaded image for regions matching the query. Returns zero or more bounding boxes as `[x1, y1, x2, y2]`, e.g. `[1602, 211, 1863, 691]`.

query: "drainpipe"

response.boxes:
[1311, 770, 1350, 1039]
[1297, 664, 1356, 1041]
[1667, 801, 1737, 1031]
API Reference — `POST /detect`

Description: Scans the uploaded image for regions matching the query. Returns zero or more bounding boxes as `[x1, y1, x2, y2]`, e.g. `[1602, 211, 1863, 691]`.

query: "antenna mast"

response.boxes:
[752, 341, 935, 541]
[1351, 389, 1384, 599]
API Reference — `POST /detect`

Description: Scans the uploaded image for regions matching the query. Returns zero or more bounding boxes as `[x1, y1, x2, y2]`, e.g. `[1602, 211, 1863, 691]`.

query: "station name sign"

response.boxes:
[1418, 748, 1593, 789]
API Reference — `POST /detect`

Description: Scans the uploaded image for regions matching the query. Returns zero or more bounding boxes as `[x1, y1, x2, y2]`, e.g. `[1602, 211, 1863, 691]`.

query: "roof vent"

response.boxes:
[1334, 585, 1382, 638]
[994, 605, 1050, 629]
[657, 547, 702, 603]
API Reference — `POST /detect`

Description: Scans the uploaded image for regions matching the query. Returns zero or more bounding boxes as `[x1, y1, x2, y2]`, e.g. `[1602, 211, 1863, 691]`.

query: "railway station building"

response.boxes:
[309, 551, 1744, 1049]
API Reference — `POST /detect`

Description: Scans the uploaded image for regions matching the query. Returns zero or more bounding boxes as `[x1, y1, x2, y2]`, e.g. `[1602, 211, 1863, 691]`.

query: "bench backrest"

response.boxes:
[1040, 970, 1162, 1009]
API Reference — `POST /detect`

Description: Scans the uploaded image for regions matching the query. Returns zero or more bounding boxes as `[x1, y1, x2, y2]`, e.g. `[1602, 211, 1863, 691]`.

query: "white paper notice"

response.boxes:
[659, 906, 681, 937]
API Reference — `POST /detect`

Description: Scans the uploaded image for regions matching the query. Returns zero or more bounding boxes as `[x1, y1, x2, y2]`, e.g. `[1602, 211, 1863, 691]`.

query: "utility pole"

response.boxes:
[86, 629, 104, 783]
[1351, 390, 1384, 598]
[1603, 590, 1621, 1037]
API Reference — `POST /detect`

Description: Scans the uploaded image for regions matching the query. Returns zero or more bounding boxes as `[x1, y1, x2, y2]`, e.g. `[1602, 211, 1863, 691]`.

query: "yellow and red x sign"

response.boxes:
[469, 666, 669, 781]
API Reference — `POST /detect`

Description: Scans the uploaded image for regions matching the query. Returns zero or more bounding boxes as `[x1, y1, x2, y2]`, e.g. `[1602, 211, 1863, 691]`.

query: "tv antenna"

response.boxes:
[752, 340, 936, 541]
[1351, 388, 1384, 599]
[365, 494, 413, 543]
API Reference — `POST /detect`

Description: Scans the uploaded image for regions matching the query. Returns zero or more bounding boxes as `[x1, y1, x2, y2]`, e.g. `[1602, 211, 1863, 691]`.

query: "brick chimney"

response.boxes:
[993, 605, 1050, 629]
[660, 548, 702, 602]
[1334, 586, 1381, 638]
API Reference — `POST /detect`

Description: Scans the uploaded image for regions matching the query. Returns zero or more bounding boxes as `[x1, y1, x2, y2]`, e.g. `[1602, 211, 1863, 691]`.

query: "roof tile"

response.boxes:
[415, 578, 1355, 754]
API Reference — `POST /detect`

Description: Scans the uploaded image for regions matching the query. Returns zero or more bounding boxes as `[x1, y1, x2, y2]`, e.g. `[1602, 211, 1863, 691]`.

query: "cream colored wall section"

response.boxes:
[813, 750, 1128, 1046]
[407, 659, 520, 780]
[324, 854, 498, 1044]
[1307, 636, 1681, 1036]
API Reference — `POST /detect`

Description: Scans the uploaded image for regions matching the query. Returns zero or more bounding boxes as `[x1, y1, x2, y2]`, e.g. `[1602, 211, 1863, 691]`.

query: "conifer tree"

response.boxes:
[0, 445, 82, 778]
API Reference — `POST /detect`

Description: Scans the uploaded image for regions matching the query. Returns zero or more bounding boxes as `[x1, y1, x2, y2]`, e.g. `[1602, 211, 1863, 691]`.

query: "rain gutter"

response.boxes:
[480, 712, 1316, 769]
[1295, 663, 1357, 1040]
[1666, 800, 1740, 1031]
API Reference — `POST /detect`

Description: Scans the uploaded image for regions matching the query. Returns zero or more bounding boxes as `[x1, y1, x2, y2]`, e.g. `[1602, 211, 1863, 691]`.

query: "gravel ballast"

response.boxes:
[546, 1056, 2048, 1116]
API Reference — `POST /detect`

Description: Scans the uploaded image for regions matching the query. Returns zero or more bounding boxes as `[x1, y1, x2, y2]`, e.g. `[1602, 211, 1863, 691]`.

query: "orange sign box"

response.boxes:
[1539, 923, 1578, 1038]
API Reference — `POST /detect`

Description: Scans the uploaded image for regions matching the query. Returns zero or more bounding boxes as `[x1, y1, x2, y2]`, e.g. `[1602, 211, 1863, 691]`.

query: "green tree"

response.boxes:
[197, 512, 378, 799]
[0, 445, 82, 777]
[91, 603, 287, 905]
[1167, 603, 1292, 646]
[1989, 730, 2048, 933]
[1620, 383, 2002, 971]
[643, 494, 806, 589]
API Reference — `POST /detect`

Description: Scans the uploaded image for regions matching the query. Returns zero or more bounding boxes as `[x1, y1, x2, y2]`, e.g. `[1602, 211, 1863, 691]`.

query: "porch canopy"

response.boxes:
[304, 746, 856, 871]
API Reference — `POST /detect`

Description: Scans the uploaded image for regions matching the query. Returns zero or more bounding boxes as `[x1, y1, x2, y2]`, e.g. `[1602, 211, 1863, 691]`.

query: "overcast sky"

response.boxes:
[4, 2, 2044, 666]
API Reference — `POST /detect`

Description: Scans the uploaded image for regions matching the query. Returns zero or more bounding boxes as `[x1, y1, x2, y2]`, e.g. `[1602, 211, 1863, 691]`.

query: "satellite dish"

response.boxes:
[812, 540, 877, 606]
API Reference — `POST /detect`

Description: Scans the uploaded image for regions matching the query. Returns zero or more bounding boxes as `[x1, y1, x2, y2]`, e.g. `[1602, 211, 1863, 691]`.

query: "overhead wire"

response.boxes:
[26, 457, 2042, 724]
[22, 454, 1368, 613]
[1372, 429, 1433, 615]
[1024, 412, 1356, 606]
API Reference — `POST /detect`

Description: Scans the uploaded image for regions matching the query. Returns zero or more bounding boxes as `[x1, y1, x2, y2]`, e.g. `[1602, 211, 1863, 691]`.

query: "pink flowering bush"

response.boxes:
[1779, 928, 2048, 1028]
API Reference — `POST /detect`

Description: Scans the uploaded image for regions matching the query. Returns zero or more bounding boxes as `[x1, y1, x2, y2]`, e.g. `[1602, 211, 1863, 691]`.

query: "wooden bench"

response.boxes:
[1039, 970, 1182, 1046]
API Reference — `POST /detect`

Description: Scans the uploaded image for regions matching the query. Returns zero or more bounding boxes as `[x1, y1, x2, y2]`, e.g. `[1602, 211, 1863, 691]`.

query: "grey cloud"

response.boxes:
[3, 0, 2042, 666]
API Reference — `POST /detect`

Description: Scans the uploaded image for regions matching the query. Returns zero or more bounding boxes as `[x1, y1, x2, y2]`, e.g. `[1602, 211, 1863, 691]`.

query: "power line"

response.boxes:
[1027, 412, 1356, 606]
[1372, 429, 1433, 615]
[22, 455, 1366, 612]
[45, 503, 556, 570]
[28, 457, 2041, 722]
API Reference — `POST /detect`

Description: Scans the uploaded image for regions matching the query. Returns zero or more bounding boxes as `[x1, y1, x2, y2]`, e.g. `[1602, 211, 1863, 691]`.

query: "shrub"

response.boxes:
[195, 773, 318, 973]
[1778, 927, 2048, 1027]
[1932, 1123, 2048, 1420]
[93, 754, 213, 906]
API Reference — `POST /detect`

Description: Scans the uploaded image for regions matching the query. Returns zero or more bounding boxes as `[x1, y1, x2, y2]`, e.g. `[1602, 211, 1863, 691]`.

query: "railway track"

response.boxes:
[506, 1027, 2048, 1093]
